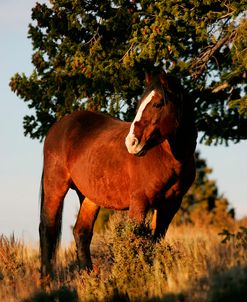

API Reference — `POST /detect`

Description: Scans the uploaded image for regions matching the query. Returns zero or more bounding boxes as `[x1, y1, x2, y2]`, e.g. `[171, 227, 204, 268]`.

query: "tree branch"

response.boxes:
[211, 82, 229, 93]
[190, 29, 237, 79]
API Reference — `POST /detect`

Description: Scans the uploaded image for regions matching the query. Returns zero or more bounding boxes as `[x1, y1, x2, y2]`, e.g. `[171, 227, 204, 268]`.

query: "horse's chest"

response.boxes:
[141, 162, 185, 204]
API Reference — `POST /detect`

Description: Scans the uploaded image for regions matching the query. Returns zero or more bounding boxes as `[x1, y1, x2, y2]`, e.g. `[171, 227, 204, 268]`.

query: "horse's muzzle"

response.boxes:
[125, 133, 145, 155]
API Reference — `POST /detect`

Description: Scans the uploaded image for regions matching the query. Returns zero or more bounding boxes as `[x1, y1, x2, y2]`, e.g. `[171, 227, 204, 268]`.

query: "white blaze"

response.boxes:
[125, 90, 156, 154]
[129, 90, 156, 135]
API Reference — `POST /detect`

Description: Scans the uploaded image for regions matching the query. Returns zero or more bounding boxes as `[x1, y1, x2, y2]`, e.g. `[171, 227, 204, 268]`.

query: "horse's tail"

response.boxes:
[39, 168, 45, 254]
[39, 169, 44, 220]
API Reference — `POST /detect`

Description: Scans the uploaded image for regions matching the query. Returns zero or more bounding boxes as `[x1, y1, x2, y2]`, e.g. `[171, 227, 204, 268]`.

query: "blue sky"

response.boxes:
[0, 0, 246, 244]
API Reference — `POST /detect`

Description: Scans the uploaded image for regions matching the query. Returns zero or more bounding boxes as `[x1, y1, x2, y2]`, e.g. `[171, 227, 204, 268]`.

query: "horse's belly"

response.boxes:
[86, 178, 130, 210]
[71, 163, 131, 210]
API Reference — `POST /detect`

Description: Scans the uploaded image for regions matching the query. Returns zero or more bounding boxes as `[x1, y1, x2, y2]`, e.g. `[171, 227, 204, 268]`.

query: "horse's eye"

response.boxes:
[153, 102, 163, 109]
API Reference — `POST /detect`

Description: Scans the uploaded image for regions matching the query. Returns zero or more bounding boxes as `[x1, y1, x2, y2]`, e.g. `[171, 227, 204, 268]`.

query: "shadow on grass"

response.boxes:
[109, 265, 247, 302]
[21, 265, 247, 302]
[206, 265, 247, 302]
[143, 265, 247, 302]
[22, 286, 78, 302]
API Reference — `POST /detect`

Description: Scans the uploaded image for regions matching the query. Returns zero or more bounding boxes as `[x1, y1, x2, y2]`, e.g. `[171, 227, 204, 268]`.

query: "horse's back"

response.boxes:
[44, 111, 124, 151]
[43, 110, 129, 175]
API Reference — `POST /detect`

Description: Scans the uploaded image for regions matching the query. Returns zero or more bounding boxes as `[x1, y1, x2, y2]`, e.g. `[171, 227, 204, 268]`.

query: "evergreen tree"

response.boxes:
[175, 151, 235, 228]
[10, 0, 247, 143]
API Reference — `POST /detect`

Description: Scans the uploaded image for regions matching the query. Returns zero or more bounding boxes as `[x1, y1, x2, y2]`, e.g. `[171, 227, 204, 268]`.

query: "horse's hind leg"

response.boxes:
[73, 197, 100, 270]
[39, 169, 70, 279]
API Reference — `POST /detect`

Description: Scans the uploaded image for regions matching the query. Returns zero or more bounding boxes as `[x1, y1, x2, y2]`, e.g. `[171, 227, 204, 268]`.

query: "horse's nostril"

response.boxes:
[131, 137, 138, 146]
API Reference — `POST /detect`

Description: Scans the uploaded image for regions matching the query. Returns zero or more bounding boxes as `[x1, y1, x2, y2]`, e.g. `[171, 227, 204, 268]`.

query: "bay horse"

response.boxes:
[39, 71, 197, 278]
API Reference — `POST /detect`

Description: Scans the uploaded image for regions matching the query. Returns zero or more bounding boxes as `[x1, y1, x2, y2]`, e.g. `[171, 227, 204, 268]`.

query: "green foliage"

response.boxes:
[109, 214, 155, 280]
[10, 0, 247, 143]
[93, 208, 114, 233]
[84, 213, 184, 301]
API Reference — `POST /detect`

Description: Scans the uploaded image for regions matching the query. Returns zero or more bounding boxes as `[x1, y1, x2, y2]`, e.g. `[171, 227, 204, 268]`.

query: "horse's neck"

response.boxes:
[166, 117, 197, 161]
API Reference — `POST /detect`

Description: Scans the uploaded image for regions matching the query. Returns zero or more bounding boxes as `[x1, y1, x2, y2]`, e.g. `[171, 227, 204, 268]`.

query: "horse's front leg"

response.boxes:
[73, 198, 100, 270]
[128, 197, 148, 224]
[152, 197, 182, 240]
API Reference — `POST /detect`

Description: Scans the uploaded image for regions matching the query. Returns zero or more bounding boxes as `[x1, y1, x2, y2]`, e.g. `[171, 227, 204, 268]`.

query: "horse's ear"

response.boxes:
[159, 71, 168, 87]
[145, 72, 153, 86]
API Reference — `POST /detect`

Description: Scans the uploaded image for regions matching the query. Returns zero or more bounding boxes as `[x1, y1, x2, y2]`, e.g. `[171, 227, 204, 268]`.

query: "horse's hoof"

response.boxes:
[40, 274, 52, 291]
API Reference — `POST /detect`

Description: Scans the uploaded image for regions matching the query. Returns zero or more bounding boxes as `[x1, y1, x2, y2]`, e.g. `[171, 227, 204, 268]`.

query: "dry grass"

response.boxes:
[0, 213, 247, 302]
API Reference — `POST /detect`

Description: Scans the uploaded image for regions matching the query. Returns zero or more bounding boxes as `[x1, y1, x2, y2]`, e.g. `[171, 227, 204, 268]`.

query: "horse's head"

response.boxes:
[125, 71, 184, 155]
